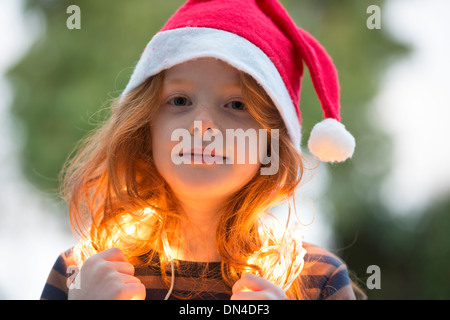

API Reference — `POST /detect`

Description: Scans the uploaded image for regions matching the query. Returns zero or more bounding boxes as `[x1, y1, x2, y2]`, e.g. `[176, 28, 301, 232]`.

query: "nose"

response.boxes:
[190, 121, 214, 136]
[189, 105, 218, 136]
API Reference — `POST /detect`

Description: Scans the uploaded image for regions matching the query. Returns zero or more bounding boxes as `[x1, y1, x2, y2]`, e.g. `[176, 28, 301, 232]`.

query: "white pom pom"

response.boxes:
[307, 118, 355, 163]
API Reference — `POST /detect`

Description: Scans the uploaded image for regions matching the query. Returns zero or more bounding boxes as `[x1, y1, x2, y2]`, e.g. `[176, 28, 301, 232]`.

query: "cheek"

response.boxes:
[230, 129, 267, 166]
[150, 121, 176, 171]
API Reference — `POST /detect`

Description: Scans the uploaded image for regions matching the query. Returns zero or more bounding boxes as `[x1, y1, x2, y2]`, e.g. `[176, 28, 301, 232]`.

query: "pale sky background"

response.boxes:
[0, 0, 449, 299]
[373, 0, 450, 215]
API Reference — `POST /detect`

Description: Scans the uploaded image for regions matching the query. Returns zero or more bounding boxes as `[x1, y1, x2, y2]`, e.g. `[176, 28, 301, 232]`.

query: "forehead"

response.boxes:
[164, 57, 241, 87]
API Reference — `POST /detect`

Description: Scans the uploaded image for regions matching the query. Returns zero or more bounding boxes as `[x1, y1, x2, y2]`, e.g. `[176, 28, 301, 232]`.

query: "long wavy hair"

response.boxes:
[60, 67, 310, 299]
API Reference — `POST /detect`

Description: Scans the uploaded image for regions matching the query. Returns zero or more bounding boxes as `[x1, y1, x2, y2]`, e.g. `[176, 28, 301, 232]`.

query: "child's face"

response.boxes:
[151, 58, 265, 205]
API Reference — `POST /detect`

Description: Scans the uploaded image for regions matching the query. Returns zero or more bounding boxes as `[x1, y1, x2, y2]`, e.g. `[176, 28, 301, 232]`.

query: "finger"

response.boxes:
[233, 273, 273, 293]
[97, 247, 128, 262]
[232, 277, 252, 294]
[118, 273, 142, 285]
[231, 288, 287, 300]
[121, 282, 146, 300]
[109, 261, 135, 276]
[231, 290, 268, 300]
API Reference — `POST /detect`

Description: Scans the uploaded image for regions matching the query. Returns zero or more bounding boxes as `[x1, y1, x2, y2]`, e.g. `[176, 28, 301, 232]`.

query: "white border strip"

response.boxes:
[122, 27, 302, 149]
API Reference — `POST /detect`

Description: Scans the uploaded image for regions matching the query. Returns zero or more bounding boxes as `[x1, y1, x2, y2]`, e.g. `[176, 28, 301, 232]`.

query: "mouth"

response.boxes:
[179, 148, 227, 159]
[177, 148, 228, 164]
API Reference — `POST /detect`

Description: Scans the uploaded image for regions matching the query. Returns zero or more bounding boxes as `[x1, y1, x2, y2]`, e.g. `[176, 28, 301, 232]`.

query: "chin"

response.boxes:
[168, 171, 243, 198]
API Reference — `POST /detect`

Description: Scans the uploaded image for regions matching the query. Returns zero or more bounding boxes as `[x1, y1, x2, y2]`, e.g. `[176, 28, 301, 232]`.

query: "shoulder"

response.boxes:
[40, 248, 77, 300]
[301, 242, 357, 300]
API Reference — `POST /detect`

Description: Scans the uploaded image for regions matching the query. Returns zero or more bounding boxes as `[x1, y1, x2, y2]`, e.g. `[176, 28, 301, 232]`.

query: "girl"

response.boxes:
[41, 0, 359, 300]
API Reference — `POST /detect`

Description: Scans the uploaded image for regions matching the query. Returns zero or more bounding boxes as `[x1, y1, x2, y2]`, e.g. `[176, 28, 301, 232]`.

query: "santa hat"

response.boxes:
[122, 0, 355, 163]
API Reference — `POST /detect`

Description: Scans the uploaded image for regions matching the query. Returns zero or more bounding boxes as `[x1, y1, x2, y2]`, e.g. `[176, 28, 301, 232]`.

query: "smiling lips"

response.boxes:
[179, 148, 227, 163]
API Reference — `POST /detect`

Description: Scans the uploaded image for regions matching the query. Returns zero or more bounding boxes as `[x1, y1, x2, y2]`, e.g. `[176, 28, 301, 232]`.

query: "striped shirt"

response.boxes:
[40, 242, 356, 300]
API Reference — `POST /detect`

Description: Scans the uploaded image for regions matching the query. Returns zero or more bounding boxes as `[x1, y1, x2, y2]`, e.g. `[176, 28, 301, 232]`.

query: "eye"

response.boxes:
[225, 100, 247, 111]
[169, 96, 191, 106]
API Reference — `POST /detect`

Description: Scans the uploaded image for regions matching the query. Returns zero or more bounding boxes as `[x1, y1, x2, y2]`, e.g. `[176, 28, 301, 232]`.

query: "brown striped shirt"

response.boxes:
[40, 242, 356, 300]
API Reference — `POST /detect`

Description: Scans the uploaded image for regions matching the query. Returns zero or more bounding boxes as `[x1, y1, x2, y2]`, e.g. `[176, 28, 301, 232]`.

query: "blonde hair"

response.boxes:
[61, 68, 309, 299]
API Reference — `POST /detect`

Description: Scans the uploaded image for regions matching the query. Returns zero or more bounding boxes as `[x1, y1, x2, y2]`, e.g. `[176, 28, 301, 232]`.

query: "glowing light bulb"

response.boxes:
[124, 224, 136, 235]
[245, 214, 306, 292]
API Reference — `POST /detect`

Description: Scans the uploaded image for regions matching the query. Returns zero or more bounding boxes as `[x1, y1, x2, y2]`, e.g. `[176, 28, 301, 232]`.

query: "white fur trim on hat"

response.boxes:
[122, 27, 302, 150]
[307, 118, 355, 162]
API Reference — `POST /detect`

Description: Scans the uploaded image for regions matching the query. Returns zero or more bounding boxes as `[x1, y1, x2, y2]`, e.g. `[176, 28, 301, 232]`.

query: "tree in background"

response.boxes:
[9, 0, 448, 299]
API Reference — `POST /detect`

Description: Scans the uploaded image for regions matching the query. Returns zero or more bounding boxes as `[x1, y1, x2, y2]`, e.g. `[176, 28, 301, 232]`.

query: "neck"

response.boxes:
[170, 195, 225, 262]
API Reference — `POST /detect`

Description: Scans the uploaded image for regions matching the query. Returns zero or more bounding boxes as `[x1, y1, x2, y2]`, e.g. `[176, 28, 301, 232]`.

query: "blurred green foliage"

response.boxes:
[7, 0, 449, 299]
[8, 0, 185, 194]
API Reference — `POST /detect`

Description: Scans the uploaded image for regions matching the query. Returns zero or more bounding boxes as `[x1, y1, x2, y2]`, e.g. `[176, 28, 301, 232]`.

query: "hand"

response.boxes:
[68, 247, 146, 300]
[231, 273, 288, 300]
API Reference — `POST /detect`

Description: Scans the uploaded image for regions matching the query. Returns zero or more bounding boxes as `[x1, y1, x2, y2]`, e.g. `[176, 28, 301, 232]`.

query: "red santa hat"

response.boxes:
[122, 0, 355, 163]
